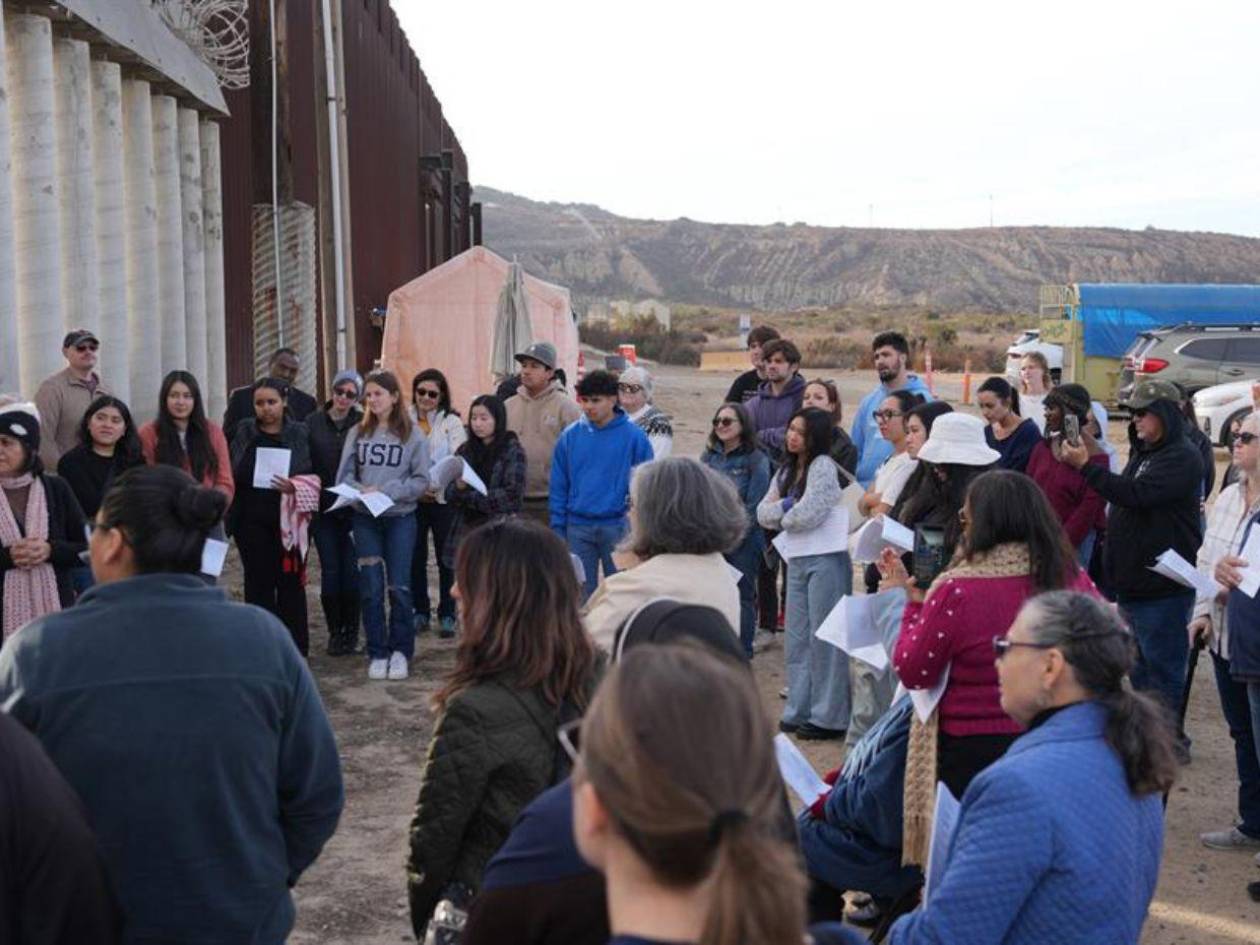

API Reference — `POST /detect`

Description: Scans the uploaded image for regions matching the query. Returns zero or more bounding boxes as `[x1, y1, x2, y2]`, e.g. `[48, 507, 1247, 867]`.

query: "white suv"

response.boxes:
[1193, 380, 1257, 448]
[1005, 330, 1063, 384]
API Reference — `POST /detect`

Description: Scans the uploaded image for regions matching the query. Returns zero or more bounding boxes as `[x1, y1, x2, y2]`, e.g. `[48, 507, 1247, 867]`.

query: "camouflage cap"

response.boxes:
[1123, 378, 1183, 409]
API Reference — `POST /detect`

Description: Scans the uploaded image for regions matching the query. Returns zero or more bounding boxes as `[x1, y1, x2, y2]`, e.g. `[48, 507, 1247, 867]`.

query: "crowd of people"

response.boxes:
[0, 320, 1257, 943]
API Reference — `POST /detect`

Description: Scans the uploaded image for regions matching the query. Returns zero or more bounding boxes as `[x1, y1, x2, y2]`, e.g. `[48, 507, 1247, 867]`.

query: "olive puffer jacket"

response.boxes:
[406, 671, 597, 936]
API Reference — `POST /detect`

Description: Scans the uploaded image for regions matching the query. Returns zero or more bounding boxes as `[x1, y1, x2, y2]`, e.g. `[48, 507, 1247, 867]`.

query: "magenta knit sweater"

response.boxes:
[895, 569, 1099, 736]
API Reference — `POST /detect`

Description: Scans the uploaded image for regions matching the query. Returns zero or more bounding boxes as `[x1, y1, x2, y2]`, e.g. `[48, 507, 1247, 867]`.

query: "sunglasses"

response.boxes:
[1236, 432, 1258, 446]
[873, 409, 903, 421]
[75, 342, 99, 352]
[557, 718, 581, 765]
[333, 387, 358, 400]
[414, 388, 441, 400]
[713, 416, 738, 428]
[618, 384, 644, 394]
[1131, 408, 1148, 419]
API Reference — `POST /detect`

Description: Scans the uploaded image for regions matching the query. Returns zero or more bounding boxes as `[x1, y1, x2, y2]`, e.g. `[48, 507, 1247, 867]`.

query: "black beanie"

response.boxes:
[0, 401, 41, 460]
[1045, 384, 1091, 421]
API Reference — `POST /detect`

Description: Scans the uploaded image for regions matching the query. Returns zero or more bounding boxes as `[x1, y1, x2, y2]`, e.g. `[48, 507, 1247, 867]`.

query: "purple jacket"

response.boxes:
[745, 374, 806, 461]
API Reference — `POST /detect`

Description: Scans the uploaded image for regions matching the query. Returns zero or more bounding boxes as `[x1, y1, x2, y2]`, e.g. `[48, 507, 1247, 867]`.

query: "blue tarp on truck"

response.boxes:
[1078, 284, 1260, 358]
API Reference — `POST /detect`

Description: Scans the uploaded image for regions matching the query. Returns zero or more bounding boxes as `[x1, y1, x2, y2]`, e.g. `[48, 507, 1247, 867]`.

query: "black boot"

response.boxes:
[340, 593, 361, 656]
[321, 594, 346, 656]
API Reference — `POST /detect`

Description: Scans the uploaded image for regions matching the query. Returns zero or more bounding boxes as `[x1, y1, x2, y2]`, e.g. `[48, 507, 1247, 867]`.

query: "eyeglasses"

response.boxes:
[332, 387, 357, 400]
[873, 410, 903, 421]
[992, 637, 1056, 659]
[618, 384, 643, 394]
[1131, 408, 1148, 419]
[713, 416, 738, 428]
[414, 388, 441, 400]
[557, 718, 582, 765]
[1236, 432, 1258, 446]
[75, 342, 99, 352]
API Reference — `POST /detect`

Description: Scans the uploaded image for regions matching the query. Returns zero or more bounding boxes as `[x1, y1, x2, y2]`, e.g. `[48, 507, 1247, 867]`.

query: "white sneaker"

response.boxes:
[387, 651, 409, 680]
[367, 658, 388, 680]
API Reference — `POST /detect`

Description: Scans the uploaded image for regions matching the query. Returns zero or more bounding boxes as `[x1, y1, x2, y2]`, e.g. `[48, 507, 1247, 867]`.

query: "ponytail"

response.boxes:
[702, 819, 806, 945]
[1099, 688, 1178, 796]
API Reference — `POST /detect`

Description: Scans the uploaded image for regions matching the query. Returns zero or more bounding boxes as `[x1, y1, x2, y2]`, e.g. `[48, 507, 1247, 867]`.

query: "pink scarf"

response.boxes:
[280, 474, 322, 581]
[0, 474, 61, 639]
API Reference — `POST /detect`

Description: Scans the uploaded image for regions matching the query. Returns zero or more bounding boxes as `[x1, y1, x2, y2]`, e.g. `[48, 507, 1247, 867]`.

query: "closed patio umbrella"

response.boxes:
[489, 259, 534, 382]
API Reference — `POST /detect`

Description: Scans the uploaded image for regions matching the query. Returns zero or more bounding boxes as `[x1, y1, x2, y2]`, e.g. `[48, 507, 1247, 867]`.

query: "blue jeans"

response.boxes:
[566, 520, 626, 600]
[1119, 591, 1194, 724]
[312, 514, 358, 598]
[784, 552, 852, 731]
[353, 512, 417, 660]
[1213, 652, 1260, 838]
[726, 542, 761, 659]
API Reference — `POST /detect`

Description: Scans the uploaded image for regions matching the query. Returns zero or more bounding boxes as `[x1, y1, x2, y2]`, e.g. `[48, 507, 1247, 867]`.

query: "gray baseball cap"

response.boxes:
[515, 342, 557, 370]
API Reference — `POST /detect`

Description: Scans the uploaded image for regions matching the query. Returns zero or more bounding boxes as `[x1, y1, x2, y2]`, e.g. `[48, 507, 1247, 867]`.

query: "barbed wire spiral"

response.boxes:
[153, 0, 251, 91]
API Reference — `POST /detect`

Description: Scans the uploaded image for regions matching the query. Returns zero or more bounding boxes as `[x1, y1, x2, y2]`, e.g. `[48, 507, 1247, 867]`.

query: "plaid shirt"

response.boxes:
[1195, 481, 1260, 659]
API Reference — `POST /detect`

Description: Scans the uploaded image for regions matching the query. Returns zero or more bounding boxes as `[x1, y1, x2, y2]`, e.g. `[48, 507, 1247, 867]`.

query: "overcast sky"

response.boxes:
[396, 0, 1260, 236]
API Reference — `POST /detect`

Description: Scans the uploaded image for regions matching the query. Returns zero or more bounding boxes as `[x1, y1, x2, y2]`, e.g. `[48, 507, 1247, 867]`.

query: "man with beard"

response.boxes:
[851, 332, 933, 487]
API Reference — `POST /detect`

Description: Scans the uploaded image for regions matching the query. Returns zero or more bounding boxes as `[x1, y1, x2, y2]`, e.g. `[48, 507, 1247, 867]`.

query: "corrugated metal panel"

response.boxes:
[218, 0, 470, 382]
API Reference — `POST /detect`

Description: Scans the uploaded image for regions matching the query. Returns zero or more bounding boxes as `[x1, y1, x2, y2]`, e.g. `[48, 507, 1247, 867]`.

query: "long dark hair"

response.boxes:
[1022, 592, 1177, 795]
[705, 402, 760, 454]
[78, 395, 143, 468]
[961, 469, 1077, 591]
[435, 518, 595, 711]
[458, 394, 515, 482]
[779, 408, 834, 498]
[411, 368, 457, 417]
[896, 460, 989, 555]
[98, 465, 227, 574]
[155, 371, 218, 482]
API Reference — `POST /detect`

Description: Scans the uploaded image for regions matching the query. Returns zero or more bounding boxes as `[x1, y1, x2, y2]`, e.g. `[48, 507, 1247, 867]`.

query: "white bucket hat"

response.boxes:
[917, 412, 1000, 466]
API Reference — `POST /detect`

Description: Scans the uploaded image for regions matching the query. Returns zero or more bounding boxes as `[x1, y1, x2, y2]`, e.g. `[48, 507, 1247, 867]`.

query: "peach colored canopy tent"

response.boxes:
[379, 246, 580, 417]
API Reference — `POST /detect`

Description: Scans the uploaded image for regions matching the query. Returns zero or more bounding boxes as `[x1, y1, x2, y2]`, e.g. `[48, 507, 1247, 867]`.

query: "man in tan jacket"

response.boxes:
[504, 342, 580, 527]
[34, 329, 110, 471]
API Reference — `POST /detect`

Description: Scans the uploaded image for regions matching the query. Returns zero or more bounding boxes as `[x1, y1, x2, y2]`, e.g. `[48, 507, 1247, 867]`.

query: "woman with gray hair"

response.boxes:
[866, 591, 1173, 944]
[617, 366, 673, 459]
[583, 457, 744, 650]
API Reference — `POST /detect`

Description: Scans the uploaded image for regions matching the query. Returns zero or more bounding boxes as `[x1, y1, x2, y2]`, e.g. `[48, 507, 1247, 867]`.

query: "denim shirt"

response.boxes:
[701, 444, 771, 555]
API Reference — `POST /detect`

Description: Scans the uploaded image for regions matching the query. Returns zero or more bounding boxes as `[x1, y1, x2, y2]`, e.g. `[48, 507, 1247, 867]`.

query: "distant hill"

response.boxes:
[474, 186, 1260, 313]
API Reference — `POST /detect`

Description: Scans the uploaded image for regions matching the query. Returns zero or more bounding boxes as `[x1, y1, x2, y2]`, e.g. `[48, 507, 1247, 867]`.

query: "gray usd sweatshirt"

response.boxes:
[335, 426, 430, 516]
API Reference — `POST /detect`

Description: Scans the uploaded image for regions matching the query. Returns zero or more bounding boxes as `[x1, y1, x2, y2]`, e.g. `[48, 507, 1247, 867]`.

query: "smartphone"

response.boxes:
[1063, 414, 1080, 446]
[913, 525, 948, 591]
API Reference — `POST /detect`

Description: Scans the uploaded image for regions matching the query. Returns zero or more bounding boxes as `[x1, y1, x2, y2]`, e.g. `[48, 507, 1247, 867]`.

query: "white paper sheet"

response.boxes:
[772, 507, 850, 560]
[851, 515, 916, 563]
[726, 561, 744, 585]
[816, 594, 889, 671]
[325, 484, 395, 518]
[429, 455, 488, 497]
[774, 733, 829, 810]
[924, 781, 961, 902]
[1238, 529, 1260, 598]
[200, 538, 229, 577]
[429, 455, 465, 491]
[1148, 548, 1220, 599]
[894, 664, 951, 725]
[252, 447, 291, 489]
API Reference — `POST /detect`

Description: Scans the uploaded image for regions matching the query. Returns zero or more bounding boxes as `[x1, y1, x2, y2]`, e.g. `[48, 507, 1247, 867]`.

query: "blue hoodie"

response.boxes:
[851, 374, 934, 486]
[549, 408, 653, 533]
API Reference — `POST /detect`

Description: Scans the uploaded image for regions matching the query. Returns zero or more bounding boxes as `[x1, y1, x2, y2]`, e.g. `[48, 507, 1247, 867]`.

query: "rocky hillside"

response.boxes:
[475, 186, 1260, 313]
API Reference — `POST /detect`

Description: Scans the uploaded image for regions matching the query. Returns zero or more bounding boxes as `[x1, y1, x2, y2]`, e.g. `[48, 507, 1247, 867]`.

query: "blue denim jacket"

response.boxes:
[701, 444, 771, 558]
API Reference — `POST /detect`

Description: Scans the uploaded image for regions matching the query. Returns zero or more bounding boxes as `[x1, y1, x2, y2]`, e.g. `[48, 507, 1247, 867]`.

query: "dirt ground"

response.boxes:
[278, 363, 1260, 944]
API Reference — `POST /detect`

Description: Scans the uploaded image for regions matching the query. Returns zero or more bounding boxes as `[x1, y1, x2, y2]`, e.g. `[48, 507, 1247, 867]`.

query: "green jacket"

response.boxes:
[406, 672, 596, 935]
